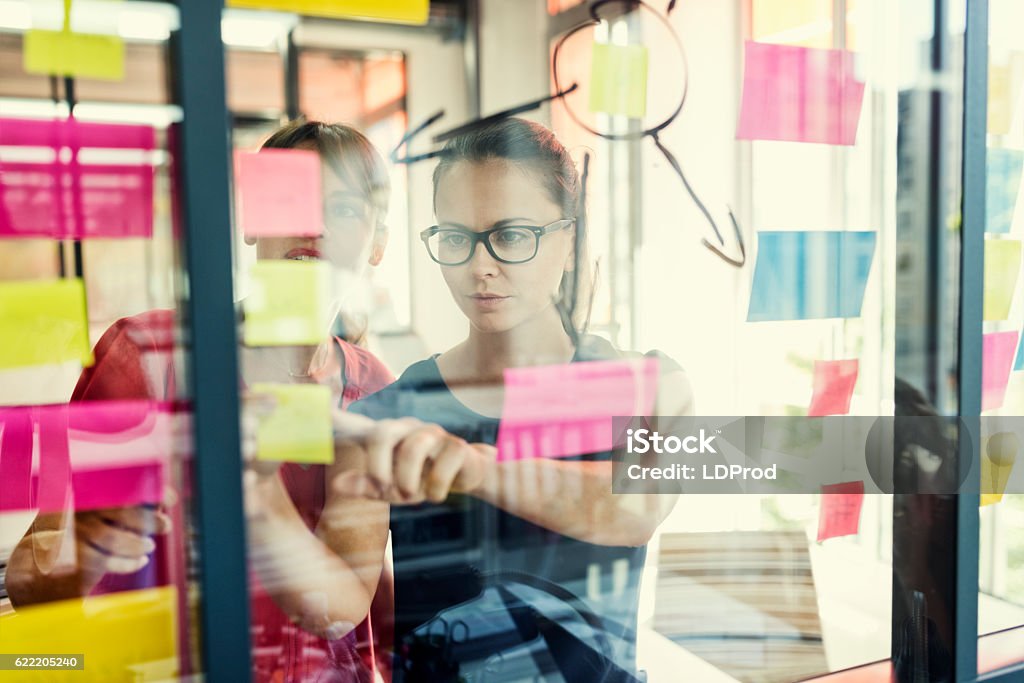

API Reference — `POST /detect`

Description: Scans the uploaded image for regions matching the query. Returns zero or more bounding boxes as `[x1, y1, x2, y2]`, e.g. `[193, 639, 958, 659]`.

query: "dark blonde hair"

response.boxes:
[262, 120, 390, 221]
[432, 117, 592, 338]
[261, 120, 389, 345]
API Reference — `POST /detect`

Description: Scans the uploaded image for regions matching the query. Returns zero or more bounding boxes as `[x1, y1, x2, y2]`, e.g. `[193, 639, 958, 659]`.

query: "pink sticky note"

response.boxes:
[817, 481, 864, 542]
[984, 331, 1019, 412]
[0, 408, 33, 510]
[234, 149, 323, 238]
[0, 117, 155, 239]
[808, 359, 859, 416]
[496, 358, 659, 462]
[0, 401, 171, 514]
[736, 41, 866, 146]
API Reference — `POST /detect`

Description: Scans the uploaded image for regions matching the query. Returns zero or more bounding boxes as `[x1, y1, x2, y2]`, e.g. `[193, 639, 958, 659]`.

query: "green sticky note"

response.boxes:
[252, 383, 333, 464]
[244, 260, 332, 347]
[0, 278, 93, 370]
[984, 239, 1021, 321]
[24, 30, 125, 81]
[588, 42, 649, 119]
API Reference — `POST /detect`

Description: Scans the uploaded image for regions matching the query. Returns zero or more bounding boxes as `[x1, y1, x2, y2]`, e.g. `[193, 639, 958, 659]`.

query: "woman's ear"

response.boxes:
[562, 225, 577, 272]
[368, 226, 389, 266]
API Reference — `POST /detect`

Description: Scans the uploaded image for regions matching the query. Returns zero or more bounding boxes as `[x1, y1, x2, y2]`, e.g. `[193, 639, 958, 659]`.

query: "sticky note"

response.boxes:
[0, 401, 171, 514]
[251, 383, 333, 464]
[24, 29, 125, 80]
[737, 41, 865, 146]
[988, 54, 1024, 136]
[984, 239, 1021, 320]
[496, 357, 658, 462]
[747, 231, 877, 321]
[0, 279, 92, 370]
[234, 150, 323, 239]
[244, 260, 332, 347]
[588, 43, 649, 119]
[761, 413, 823, 459]
[981, 432, 1018, 506]
[0, 587, 178, 681]
[987, 148, 1024, 235]
[226, 0, 429, 24]
[752, 0, 833, 49]
[984, 331, 1019, 412]
[0, 117, 155, 239]
[808, 359, 859, 416]
[817, 481, 864, 541]
[1015, 328, 1024, 371]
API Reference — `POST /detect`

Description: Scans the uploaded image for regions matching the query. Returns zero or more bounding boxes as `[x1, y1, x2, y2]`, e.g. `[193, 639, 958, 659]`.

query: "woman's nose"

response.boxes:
[467, 239, 499, 277]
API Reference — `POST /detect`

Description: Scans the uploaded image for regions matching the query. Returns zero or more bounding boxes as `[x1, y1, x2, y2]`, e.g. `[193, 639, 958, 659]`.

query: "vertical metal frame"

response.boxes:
[170, 0, 252, 679]
[955, 0, 987, 679]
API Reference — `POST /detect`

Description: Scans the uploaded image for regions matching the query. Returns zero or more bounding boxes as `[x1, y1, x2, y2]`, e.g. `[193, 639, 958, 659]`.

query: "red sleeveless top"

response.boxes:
[74, 310, 394, 682]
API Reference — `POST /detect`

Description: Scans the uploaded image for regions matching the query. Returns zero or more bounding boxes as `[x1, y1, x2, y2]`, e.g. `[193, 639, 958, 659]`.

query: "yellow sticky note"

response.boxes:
[226, 0, 429, 25]
[753, 0, 833, 48]
[23, 30, 125, 81]
[984, 239, 1021, 321]
[0, 279, 92, 370]
[981, 432, 1018, 506]
[0, 587, 177, 681]
[252, 382, 333, 464]
[588, 43, 649, 119]
[244, 260, 332, 347]
[989, 53, 1024, 136]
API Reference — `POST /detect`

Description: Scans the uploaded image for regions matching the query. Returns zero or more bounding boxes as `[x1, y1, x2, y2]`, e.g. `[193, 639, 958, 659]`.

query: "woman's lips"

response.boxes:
[468, 294, 510, 310]
[285, 247, 321, 261]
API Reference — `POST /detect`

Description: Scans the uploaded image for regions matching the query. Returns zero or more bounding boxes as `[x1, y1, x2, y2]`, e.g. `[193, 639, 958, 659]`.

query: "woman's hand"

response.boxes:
[72, 505, 172, 579]
[331, 416, 492, 505]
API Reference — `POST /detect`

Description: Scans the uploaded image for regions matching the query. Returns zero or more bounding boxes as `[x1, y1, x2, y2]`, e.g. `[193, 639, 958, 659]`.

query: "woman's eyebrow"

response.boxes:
[325, 190, 367, 200]
[438, 217, 536, 231]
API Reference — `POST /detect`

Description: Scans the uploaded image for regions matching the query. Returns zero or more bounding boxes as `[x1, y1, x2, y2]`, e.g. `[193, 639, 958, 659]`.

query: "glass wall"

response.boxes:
[2, 1, 1023, 682]
[0, 1, 204, 678]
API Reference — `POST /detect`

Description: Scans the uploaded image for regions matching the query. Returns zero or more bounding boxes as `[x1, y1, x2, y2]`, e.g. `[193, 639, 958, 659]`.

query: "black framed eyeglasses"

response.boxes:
[420, 219, 575, 266]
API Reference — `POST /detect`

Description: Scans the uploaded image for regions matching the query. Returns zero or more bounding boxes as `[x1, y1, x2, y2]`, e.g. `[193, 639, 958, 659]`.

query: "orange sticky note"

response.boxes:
[807, 359, 859, 416]
[817, 481, 864, 541]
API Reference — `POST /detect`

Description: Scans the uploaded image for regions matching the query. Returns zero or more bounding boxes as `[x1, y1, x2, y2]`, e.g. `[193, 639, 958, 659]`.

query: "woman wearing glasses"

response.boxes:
[346, 117, 692, 681]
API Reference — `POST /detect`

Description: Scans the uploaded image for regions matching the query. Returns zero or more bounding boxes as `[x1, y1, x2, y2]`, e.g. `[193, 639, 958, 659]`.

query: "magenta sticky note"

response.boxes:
[0, 117, 155, 239]
[0, 409, 33, 510]
[817, 481, 864, 542]
[234, 149, 323, 239]
[808, 359, 859, 416]
[736, 41, 866, 146]
[0, 401, 170, 514]
[496, 357, 659, 462]
[983, 331, 1019, 412]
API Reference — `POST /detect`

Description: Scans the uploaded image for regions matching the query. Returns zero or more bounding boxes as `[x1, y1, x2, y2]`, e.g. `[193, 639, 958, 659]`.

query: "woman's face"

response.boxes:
[254, 157, 385, 273]
[434, 159, 574, 334]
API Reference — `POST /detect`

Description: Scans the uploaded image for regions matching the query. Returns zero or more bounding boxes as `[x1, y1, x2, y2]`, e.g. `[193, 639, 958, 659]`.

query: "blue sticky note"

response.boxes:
[747, 231, 877, 322]
[987, 148, 1024, 235]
